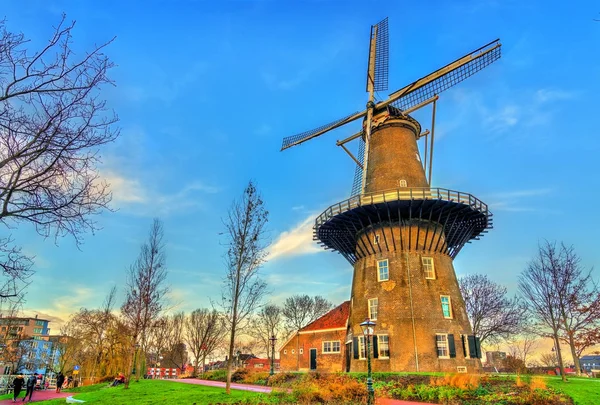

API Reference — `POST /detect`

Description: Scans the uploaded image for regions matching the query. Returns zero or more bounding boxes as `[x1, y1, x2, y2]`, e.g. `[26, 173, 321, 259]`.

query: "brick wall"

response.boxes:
[280, 329, 346, 372]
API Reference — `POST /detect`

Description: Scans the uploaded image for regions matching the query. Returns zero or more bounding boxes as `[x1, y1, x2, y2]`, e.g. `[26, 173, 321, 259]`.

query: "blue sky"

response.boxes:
[2, 0, 599, 329]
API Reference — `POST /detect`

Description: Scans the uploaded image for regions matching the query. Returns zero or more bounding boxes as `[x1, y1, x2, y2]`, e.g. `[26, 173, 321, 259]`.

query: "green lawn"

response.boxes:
[545, 376, 600, 405]
[35, 380, 276, 405]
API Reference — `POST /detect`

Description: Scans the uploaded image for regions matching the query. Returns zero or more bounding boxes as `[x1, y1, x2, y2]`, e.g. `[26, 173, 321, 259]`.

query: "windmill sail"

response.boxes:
[387, 39, 501, 111]
[280, 110, 365, 151]
[350, 134, 366, 196]
[366, 17, 389, 93]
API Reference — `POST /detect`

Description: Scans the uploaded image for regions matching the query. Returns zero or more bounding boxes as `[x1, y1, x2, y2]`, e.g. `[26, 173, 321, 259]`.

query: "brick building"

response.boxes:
[245, 357, 280, 371]
[279, 301, 349, 372]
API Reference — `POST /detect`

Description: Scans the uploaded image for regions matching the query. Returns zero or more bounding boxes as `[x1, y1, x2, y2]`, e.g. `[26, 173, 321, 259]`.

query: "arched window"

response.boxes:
[399, 179, 407, 188]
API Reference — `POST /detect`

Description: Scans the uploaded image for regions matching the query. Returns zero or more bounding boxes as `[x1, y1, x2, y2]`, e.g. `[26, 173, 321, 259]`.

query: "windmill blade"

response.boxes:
[350, 134, 366, 196]
[381, 39, 501, 111]
[366, 17, 389, 93]
[281, 110, 366, 151]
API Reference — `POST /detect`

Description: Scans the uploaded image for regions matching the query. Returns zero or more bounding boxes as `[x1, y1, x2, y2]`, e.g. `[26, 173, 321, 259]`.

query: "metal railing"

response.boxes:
[316, 187, 489, 227]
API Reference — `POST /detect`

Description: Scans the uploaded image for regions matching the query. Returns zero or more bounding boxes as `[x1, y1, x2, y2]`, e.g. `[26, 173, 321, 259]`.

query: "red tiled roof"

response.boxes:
[301, 301, 350, 332]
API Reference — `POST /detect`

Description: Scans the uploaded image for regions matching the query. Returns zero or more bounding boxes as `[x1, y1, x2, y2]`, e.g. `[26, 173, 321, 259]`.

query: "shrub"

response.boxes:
[203, 369, 228, 381]
[232, 368, 249, 382]
[267, 372, 301, 387]
[430, 373, 480, 390]
[529, 376, 547, 391]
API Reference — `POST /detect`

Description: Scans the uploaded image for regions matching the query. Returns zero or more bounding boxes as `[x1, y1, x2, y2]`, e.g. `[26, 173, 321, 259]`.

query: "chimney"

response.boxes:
[35, 314, 38, 319]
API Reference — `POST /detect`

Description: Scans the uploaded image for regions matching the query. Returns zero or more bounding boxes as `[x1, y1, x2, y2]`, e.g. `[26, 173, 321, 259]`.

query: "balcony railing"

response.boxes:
[316, 187, 489, 227]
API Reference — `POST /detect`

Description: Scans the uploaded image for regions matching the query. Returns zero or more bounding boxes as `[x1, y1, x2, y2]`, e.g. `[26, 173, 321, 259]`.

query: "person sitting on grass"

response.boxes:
[110, 373, 125, 387]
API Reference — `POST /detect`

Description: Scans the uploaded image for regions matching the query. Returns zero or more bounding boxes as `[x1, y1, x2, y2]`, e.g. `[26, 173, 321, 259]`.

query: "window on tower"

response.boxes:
[368, 298, 378, 320]
[422, 257, 435, 279]
[377, 335, 390, 358]
[399, 179, 407, 187]
[436, 334, 449, 358]
[440, 295, 453, 319]
[377, 259, 389, 281]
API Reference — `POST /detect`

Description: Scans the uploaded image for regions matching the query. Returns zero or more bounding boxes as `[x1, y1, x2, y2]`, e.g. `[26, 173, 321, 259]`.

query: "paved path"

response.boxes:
[171, 378, 436, 405]
[0, 390, 71, 404]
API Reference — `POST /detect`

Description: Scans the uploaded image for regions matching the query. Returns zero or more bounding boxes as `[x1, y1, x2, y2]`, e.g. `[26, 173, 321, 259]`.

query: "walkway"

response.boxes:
[0, 390, 71, 404]
[171, 378, 436, 405]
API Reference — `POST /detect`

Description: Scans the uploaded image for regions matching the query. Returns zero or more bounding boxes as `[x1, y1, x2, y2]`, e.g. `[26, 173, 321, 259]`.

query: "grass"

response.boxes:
[3, 373, 596, 405]
[545, 376, 600, 405]
[34, 379, 276, 405]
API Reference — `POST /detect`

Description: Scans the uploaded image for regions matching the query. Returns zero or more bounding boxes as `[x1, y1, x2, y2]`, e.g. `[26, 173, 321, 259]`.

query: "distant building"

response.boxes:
[485, 351, 507, 367]
[245, 357, 280, 371]
[279, 301, 350, 372]
[0, 315, 58, 375]
[580, 355, 600, 372]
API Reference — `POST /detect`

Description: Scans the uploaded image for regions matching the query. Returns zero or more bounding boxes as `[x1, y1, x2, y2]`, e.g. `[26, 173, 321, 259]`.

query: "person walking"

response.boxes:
[12, 375, 24, 402]
[55, 372, 65, 393]
[23, 374, 36, 402]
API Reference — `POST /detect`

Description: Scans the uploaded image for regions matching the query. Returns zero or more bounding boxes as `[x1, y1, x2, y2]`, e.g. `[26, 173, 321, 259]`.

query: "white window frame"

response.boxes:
[322, 340, 341, 354]
[284, 349, 287, 355]
[358, 336, 366, 359]
[422, 257, 435, 279]
[291, 349, 295, 354]
[299, 348, 303, 355]
[377, 259, 389, 282]
[377, 335, 390, 359]
[368, 298, 378, 321]
[436, 333, 449, 359]
[399, 179, 407, 188]
[440, 295, 453, 319]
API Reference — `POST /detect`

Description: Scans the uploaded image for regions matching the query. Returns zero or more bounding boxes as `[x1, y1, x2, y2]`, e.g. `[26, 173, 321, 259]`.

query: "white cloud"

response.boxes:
[483, 105, 519, 133]
[104, 172, 147, 203]
[535, 89, 577, 103]
[266, 214, 323, 262]
[485, 188, 554, 212]
[102, 170, 218, 216]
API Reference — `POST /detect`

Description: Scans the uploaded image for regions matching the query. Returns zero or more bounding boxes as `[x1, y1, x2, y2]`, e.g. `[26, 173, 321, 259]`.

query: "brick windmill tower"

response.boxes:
[281, 18, 501, 373]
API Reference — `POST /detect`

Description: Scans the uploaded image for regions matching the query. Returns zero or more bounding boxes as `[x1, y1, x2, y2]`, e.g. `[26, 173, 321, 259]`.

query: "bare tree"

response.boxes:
[219, 181, 269, 394]
[121, 219, 169, 388]
[248, 304, 283, 360]
[459, 274, 524, 345]
[572, 327, 600, 359]
[146, 317, 169, 376]
[547, 243, 600, 375]
[162, 312, 187, 374]
[539, 352, 559, 368]
[507, 333, 538, 367]
[0, 15, 118, 299]
[184, 308, 224, 377]
[519, 241, 567, 380]
[282, 294, 333, 334]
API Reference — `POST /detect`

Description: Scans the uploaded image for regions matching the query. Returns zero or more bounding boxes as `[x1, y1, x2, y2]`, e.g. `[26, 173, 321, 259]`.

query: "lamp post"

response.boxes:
[360, 318, 376, 405]
[236, 350, 241, 369]
[269, 335, 277, 376]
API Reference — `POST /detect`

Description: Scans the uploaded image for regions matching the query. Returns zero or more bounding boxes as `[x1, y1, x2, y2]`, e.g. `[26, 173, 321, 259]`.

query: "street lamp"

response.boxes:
[269, 335, 277, 376]
[360, 318, 376, 405]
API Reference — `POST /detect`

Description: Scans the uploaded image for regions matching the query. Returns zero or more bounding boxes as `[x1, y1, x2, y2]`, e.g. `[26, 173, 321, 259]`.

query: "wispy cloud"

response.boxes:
[486, 188, 554, 212]
[445, 87, 579, 139]
[535, 89, 577, 103]
[267, 214, 323, 262]
[102, 170, 219, 216]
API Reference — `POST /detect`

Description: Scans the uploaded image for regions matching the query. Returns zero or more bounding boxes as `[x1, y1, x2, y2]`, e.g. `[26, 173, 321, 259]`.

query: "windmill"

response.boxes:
[281, 18, 500, 194]
[280, 18, 501, 373]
